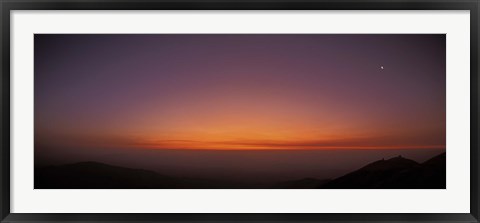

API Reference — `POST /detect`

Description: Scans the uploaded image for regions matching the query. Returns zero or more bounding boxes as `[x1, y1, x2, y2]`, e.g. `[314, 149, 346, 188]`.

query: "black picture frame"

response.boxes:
[1, 0, 478, 222]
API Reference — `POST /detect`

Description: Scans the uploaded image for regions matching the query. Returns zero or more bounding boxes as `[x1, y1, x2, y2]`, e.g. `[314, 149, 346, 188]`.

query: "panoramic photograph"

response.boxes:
[34, 34, 446, 189]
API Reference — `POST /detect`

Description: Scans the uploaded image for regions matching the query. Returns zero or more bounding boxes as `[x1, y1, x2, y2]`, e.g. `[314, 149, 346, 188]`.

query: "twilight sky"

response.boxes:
[34, 34, 446, 151]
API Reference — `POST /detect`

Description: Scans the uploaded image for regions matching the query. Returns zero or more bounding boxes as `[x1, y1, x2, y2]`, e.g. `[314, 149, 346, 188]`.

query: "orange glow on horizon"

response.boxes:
[132, 142, 446, 151]
[117, 131, 446, 150]
[34, 34, 446, 154]
[35, 117, 445, 150]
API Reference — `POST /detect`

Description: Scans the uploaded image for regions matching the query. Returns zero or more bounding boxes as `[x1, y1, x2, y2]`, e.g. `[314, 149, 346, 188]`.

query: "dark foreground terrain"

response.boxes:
[320, 152, 446, 189]
[35, 152, 445, 189]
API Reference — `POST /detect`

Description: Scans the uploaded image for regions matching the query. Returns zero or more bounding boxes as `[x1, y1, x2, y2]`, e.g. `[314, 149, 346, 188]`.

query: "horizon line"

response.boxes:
[131, 145, 446, 151]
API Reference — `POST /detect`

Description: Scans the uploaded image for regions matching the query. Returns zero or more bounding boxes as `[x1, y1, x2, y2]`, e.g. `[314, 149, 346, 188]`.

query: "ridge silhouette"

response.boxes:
[35, 152, 446, 189]
[320, 152, 446, 189]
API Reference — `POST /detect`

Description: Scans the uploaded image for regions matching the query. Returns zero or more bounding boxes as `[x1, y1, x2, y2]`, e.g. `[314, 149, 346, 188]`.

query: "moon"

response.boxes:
[380, 66, 384, 70]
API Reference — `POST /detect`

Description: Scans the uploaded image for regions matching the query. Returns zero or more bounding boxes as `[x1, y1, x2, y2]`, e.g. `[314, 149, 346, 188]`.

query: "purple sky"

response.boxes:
[34, 34, 446, 178]
[35, 34, 445, 150]
[34, 34, 446, 181]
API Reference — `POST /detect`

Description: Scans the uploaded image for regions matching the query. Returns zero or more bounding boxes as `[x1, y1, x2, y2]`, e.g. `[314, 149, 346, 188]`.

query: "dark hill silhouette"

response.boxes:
[35, 153, 446, 189]
[320, 152, 446, 189]
[35, 162, 268, 189]
[35, 161, 185, 189]
[358, 155, 419, 171]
